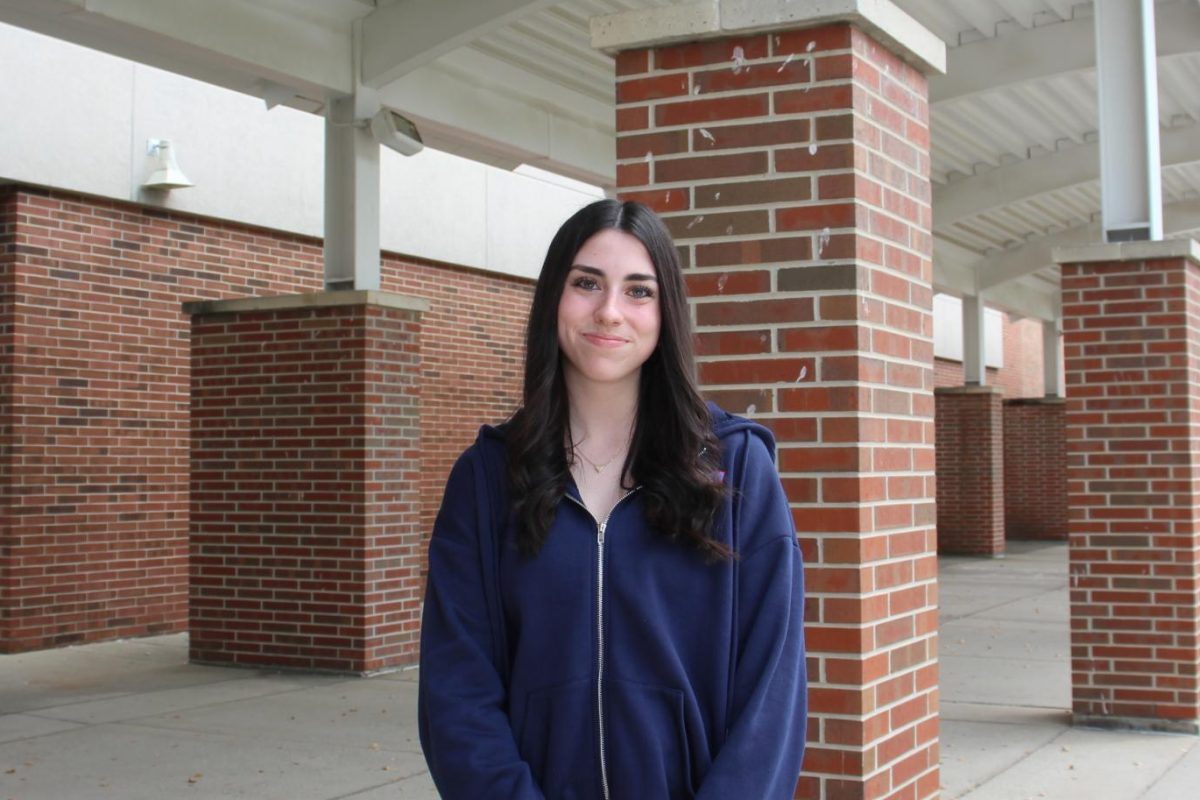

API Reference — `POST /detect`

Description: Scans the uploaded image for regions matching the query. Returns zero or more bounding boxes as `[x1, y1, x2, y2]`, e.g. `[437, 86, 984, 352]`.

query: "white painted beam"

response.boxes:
[934, 125, 1200, 228]
[1043, 318, 1063, 398]
[962, 292, 986, 384]
[971, 199, 1200, 290]
[324, 96, 380, 290]
[0, 0, 353, 101]
[988, 276, 1058, 322]
[977, 223, 1095, 290]
[378, 51, 614, 187]
[930, 0, 1200, 104]
[359, 0, 557, 90]
[1094, 0, 1162, 241]
[934, 237, 1060, 321]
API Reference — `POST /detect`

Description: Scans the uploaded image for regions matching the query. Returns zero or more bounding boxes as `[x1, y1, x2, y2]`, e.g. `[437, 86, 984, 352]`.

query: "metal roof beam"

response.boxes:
[359, 0, 558, 90]
[976, 199, 1200, 290]
[934, 124, 1199, 227]
[930, 0, 1200, 104]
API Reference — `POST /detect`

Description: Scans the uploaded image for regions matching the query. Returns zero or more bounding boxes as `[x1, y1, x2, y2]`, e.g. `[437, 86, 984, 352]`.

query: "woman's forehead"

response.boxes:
[572, 229, 656, 276]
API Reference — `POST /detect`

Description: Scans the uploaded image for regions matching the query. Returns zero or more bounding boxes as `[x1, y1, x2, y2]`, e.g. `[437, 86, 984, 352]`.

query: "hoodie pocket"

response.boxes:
[516, 677, 596, 799]
[605, 678, 695, 800]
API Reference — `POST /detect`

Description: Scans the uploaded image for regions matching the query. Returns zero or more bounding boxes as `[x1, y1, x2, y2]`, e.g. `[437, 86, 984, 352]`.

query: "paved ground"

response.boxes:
[2, 540, 1197, 799]
[939, 541, 1199, 799]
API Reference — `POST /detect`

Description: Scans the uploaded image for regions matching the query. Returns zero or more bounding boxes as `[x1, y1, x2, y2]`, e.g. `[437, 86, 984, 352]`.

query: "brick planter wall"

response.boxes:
[934, 386, 1004, 556]
[1003, 398, 1066, 541]
[0, 186, 529, 655]
[1061, 245, 1200, 733]
[188, 294, 424, 672]
[615, 23, 939, 800]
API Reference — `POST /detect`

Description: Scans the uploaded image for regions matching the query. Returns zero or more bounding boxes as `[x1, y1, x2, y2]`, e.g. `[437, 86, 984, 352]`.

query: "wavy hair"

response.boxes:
[505, 199, 729, 561]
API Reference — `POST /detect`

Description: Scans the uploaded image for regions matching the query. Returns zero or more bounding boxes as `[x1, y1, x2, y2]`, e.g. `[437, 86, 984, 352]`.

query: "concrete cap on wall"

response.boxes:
[591, 0, 946, 75]
[1053, 238, 1200, 266]
[182, 290, 430, 316]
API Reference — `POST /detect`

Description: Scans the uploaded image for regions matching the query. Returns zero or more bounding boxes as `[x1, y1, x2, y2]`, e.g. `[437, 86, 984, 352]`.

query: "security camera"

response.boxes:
[370, 108, 424, 157]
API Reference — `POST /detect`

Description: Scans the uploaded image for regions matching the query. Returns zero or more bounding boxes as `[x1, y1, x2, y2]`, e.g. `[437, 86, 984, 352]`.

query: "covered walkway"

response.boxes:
[2, 541, 1197, 799]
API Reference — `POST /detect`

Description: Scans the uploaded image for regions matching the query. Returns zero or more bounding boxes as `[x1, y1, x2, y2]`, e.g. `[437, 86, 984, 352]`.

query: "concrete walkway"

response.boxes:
[939, 541, 1199, 799]
[2, 540, 1197, 799]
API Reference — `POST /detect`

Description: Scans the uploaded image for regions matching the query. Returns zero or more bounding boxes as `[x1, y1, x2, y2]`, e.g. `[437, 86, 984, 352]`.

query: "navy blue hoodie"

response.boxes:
[419, 405, 807, 799]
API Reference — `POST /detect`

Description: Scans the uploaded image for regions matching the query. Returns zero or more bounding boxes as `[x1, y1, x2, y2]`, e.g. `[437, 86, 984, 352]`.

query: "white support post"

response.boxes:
[323, 96, 381, 291]
[963, 293, 986, 386]
[1043, 318, 1064, 398]
[1094, 0, 1163, 242]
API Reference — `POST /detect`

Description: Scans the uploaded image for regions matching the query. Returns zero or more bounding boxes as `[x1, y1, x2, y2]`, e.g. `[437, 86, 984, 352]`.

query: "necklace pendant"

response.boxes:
[593, 463, 605, 474]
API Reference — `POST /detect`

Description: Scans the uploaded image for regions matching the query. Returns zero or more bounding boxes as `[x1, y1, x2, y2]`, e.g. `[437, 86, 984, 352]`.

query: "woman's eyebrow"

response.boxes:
[570, 264, 658, 282]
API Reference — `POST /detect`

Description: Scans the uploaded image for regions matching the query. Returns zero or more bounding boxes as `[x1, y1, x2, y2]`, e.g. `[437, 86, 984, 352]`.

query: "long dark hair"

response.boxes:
[506, 199, 729, 560]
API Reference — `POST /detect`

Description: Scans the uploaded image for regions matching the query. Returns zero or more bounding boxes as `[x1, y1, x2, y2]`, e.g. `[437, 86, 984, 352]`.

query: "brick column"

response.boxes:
[1003, 398, 1067, 541]
[599, 3, 944, 797]
[934, 386, 1004, 556]
[1059, 240, 1200, 733]
[185, 291, 427, 673]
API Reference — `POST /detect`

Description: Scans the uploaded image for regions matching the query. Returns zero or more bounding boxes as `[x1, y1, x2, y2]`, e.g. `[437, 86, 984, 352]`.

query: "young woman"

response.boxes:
[418, 199, 806, 799]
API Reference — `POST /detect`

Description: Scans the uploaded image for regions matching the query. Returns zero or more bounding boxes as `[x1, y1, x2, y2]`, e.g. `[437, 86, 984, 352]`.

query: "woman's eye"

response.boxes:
[572, 276, 599, 291]
[628, 285, 655, 300]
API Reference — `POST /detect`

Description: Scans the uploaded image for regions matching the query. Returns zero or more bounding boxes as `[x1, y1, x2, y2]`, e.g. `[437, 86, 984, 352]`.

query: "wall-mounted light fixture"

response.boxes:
[369, 108, 423, 157]
[142, 139, 194, 190]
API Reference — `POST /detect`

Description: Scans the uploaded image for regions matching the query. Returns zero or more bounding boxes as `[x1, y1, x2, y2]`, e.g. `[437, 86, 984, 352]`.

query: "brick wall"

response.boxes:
[934, 387, 1004, 555]
[1002, 314, 1045, 397]
[934, 358, 997, 390]
[189, 299, 424, 671]
[382, 261, 529, 538]
[615, 24, 939, 800]
[1003, 399, 1066, 541]
[1062, 250, 1200, 731]
[0, 185, 530, 653]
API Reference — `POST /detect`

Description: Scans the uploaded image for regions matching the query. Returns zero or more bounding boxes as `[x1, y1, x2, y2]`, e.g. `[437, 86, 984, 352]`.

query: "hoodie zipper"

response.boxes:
[565, 487, 639, 800]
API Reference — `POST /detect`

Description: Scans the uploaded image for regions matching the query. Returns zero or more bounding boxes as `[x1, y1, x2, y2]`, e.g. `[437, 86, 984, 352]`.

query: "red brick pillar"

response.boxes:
[1059, 241, 1200, 733]
[185, 291, 427, 673]
[934, 386, 1004, 555]
[1003, 398, 1067, 541]
[600, 4, 944, 797]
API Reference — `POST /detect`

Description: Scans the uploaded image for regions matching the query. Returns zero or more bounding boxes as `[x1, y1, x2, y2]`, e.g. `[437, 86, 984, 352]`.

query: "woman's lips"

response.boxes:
[582, 332, 627, 348]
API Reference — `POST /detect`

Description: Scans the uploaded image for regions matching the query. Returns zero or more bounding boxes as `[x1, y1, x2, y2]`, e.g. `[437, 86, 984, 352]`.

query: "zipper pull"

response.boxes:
[598, 521, 607, 544]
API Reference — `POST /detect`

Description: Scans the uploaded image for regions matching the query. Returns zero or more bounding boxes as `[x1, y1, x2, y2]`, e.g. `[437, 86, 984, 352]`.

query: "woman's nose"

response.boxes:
[594, 290, 622, 325]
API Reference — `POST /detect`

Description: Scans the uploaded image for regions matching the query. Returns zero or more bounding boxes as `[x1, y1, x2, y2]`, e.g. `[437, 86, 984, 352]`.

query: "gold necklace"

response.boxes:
[574, 445, 623, 474]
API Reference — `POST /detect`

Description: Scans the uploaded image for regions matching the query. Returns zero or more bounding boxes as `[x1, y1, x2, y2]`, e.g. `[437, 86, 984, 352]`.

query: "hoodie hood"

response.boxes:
[707, 401, 776, 460]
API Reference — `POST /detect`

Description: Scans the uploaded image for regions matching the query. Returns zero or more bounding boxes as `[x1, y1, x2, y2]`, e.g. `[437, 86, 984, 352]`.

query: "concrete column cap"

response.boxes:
[182, 289, 430, 316]
[934, 384, 1004, 396]
[591, 0, 945, 74]
[1053, 237, 1200, 266]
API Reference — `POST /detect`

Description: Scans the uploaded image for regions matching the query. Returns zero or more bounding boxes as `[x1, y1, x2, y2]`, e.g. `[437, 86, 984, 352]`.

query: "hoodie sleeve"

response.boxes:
[696, 431, 807, 800]
[418, 447, 546, 800]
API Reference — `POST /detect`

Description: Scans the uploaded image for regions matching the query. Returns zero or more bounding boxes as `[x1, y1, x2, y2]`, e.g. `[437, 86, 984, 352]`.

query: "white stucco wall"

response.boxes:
[0, 22, 603, 282]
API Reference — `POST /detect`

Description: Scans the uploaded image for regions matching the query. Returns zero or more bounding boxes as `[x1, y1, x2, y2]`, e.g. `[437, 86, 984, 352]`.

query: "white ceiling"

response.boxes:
[1, 0, 1198, 321]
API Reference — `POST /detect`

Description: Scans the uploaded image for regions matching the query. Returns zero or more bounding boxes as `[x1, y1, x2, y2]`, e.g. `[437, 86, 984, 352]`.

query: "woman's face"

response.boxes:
[556, 228, 661, 390]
